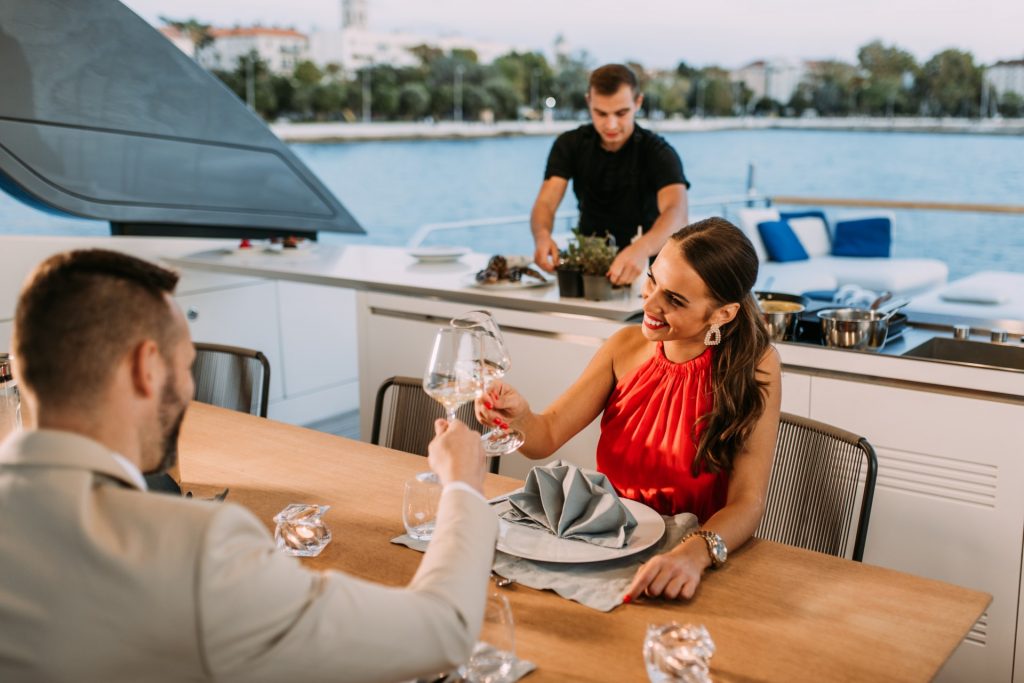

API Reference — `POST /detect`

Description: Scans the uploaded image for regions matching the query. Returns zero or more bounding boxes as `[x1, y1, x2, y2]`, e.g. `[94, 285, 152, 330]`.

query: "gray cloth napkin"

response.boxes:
[502, 460, 637, 549]
[391, 512, 698, 613]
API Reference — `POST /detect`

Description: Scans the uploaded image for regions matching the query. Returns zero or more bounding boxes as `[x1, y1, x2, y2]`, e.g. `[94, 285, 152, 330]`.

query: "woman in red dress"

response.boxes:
[476, 217, 781, 601]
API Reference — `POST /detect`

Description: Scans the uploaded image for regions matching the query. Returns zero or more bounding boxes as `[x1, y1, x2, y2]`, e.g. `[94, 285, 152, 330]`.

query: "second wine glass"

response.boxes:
[450, 310, 525, 456]
[422, 327, 485, 423]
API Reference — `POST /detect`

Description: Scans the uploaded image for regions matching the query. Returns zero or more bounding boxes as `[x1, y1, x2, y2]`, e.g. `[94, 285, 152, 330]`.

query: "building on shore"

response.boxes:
[197, 27, 308, 74]
[730, 59, 808, 107]
[309, 0, 521, 74]
[986, 60, 1024, 100]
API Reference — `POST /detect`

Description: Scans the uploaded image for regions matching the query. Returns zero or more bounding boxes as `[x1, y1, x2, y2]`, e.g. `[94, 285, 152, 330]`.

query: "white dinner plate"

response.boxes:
[408, 246, 470, 263]
[462, 271, 553, 290]
[493, 497, 666, 563]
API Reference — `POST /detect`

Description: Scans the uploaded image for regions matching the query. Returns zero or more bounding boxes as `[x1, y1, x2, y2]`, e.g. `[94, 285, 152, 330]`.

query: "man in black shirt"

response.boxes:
[530, 64, 690, 285]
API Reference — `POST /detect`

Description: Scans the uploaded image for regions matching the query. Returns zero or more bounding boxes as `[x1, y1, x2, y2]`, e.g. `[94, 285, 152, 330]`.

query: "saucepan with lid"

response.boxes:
[755, 291, 808, 342]
[816, 299, 909, 351]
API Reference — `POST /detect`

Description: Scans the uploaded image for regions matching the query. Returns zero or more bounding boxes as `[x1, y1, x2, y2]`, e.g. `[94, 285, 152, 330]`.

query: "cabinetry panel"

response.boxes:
[779, 370, 811, 416]
[175, 283, 284, 402]
[277, 282, 357, 397]
[810, 377, 1023, 683]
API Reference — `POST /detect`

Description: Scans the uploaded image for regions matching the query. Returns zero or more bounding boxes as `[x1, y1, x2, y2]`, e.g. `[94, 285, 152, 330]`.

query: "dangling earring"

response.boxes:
[704, 323, 721, 346]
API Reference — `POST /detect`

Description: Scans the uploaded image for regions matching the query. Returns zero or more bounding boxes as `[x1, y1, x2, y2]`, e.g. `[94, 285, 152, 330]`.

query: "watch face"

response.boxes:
[712, 539, 727, 564]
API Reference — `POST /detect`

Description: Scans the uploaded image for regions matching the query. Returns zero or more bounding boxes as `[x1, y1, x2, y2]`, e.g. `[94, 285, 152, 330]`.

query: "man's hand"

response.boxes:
[607, 242, 648, 285]
[427, 419, 487, 492]
[533, 235, 561, 273]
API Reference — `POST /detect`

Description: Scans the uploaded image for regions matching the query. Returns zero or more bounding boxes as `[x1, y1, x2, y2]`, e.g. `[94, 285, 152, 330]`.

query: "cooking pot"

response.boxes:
[817, 298, 910, 351]
[755, 291, 808, 342]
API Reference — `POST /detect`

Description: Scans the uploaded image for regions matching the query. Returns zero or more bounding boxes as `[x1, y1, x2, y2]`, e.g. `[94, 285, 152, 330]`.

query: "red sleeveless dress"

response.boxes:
[596, 342, 728, 521]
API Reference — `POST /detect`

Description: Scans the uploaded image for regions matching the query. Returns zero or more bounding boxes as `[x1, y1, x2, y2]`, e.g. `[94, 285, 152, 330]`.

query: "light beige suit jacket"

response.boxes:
[0, 429, 498, 683]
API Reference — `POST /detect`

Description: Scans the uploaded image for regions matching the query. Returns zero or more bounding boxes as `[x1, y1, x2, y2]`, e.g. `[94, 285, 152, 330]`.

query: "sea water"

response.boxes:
[2, 129, 1022, 281]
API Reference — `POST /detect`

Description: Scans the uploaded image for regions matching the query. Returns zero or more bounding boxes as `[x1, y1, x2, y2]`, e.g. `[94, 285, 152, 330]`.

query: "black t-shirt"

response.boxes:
[544, 124, 689, 249]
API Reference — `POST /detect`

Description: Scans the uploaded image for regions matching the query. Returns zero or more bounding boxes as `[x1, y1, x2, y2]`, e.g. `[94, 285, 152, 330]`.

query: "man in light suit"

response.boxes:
[0, 249, 498, 682]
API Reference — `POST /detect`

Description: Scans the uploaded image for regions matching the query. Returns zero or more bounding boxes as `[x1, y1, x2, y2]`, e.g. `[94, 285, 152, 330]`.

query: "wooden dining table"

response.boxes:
[179, 403, 989, 683]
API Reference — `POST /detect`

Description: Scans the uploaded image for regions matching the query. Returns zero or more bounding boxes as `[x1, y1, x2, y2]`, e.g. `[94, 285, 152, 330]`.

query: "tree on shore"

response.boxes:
[919, 49, 982, 117]
[202, 35, 1002, 122]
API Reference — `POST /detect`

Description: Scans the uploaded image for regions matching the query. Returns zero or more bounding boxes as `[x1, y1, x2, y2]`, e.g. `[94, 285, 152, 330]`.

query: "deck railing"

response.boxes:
[406, 192, 770, 247]
[769, 196, 1024, 216]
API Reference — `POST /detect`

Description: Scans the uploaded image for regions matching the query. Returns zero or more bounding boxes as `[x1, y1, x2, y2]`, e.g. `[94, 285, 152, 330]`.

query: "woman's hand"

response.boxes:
[474, 379, 530, 431]
[623, 536, 711, 602]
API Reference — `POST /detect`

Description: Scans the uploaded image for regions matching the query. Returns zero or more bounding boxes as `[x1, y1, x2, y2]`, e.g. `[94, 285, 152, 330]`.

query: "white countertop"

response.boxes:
[165, 244, 644, 322]
[165, 242, 1024, 402]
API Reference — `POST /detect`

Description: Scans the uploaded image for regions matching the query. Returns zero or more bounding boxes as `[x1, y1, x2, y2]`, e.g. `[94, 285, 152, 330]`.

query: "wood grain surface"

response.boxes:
[179, 403, 990, 682]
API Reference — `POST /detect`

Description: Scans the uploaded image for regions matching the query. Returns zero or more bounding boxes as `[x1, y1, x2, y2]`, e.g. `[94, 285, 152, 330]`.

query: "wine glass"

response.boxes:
[423, 327, 485, 424]
[459, 591, 516, 683]
[450, 310, 525, 456]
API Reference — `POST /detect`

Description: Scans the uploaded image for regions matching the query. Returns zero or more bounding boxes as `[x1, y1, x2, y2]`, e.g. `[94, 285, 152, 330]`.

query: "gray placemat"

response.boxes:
[392, 512, 698, 612]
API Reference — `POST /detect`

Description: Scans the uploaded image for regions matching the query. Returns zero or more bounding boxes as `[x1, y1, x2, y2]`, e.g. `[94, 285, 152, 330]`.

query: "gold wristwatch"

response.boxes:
[683, 530, 727, 568]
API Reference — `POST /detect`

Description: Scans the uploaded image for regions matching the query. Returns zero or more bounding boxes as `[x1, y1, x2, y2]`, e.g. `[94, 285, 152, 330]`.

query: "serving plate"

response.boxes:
[408, 246, 470, 263]
[492, 497, 665, 563]
[462, 272, 553, 290]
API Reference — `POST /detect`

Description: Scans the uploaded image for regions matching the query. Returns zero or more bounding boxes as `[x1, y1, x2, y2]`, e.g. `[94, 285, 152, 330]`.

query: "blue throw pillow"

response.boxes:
[757, 220, 809, 262]
[832, 217, 891, 257]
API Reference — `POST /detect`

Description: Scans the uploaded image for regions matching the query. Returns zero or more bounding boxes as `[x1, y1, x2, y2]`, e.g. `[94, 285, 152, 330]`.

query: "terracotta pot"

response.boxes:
[556, 268, 583, 297]
[582, 273, 613, 301]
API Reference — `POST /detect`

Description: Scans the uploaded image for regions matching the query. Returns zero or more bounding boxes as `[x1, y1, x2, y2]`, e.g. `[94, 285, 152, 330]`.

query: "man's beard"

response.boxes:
[144, 379, 187, 476]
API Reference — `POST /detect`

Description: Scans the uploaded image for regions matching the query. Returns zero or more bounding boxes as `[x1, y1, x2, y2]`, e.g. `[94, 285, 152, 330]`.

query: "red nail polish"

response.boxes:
[622, 594, 632, 604]
[483, 401, 493, 410]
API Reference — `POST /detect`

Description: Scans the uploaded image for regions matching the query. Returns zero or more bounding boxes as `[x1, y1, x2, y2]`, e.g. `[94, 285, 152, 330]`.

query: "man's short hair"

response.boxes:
[13, 250, 180, 409]
[589, 64, 639, 96]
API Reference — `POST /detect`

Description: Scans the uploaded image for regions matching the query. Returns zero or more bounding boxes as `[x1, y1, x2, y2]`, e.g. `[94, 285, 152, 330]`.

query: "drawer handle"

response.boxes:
[186, 307, 199, 321]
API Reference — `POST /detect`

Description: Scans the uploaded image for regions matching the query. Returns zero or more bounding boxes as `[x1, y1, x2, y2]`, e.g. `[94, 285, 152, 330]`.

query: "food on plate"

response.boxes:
[475, 254, 547, 284]
[758, 301, 803, 313]
[270, 235, 308, 249]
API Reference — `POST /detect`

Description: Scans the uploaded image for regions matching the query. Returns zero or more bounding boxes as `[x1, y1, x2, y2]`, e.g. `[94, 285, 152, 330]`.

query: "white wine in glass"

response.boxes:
[423, 327, 484, 423]
[450, 310, 525, 456]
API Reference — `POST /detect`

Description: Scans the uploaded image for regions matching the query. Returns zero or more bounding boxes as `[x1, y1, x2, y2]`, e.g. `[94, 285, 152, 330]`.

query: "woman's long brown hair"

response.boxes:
[670, 217, 772, 475]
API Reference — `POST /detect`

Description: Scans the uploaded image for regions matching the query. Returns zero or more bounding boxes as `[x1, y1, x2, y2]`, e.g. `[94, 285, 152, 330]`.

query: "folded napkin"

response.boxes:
[502, 460, 637, 549]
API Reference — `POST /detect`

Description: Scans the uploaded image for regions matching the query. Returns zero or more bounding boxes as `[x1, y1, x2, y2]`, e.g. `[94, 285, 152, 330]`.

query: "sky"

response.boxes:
[122, 0, 1024, 69]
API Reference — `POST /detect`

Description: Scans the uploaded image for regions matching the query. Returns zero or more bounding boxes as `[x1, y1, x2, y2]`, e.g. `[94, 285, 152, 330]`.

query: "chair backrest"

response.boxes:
[191, 342, 270, 418]
[372, 376, 496, 473]
[755, 412, 878, 561]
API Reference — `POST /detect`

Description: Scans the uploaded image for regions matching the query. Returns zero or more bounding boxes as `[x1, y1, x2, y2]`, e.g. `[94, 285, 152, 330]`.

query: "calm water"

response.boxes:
[3, 129, 1022, 280]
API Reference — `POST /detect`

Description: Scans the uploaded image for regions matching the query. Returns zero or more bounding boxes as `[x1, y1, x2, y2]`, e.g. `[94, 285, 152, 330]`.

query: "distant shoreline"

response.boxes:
[272, 117, 1024, 143]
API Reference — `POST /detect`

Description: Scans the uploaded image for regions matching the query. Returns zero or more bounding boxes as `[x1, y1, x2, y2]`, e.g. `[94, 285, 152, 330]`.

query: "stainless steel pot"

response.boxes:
[817, 308, 892, 351]
[755, 292, 807, 342]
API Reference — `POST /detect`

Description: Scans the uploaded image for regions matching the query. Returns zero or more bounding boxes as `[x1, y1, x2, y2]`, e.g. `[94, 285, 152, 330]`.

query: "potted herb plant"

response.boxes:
[555, 232, 584, 298]
[578, 233, 618, 301]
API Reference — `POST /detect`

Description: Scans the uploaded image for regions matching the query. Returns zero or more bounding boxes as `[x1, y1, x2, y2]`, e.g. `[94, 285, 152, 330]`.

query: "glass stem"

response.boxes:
[446, 407, 457, 423]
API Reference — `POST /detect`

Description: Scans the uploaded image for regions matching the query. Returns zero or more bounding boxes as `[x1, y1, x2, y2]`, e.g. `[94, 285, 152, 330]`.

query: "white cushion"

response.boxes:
[757, 261, 838, 295]
[787, 216, 831, 258]
[939, 273, 1012, 304]
[907, 271, 1024, 332]
[735, 208, 780, 264]
[823, 257, 948, 296]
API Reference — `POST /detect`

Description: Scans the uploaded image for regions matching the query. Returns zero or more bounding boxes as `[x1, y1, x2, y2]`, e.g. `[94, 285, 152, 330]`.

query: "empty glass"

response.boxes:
[460, 591, 516, 683]
[449, 311, 525, 456]
[403, 471, 442, 541]
[273, 503, 332, 557]
[643, 622, 715, 683]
